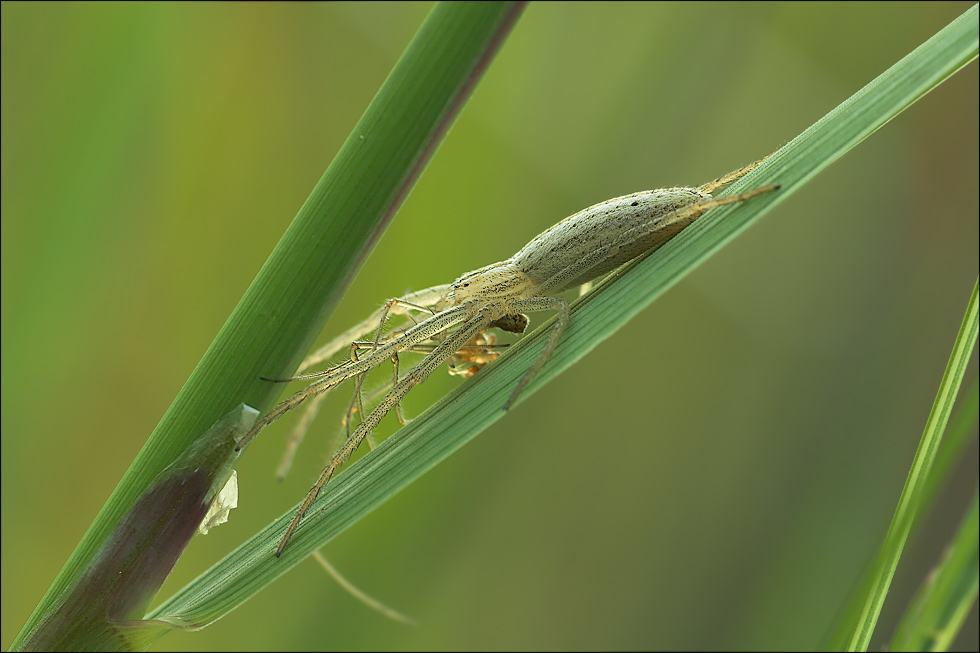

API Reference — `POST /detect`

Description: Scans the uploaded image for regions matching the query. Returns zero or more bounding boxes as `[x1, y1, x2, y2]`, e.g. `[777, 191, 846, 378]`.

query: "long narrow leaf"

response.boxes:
[841, 279, 978, 651]
[890, 486, 979, 652]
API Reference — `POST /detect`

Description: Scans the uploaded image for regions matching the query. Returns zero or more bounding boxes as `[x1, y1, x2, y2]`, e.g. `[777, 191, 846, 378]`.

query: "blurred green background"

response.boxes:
[2, 2, 977, 650]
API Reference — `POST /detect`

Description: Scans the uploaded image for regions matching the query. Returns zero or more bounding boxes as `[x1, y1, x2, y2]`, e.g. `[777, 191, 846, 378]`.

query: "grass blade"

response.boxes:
[889, 486, 979, 652]
[840, 278, 978, 651]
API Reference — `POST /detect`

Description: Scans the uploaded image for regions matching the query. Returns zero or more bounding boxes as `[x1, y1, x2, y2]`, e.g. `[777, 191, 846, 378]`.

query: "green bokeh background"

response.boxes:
[2, 2, 977, 650]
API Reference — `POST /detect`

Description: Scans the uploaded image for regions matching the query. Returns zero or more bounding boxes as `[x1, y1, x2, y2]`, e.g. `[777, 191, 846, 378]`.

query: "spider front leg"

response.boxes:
[277, 340, 372, 480]
[339, 344, 411, 445]
[277, 328, 507, 480]
[330, 295, 435, 445]
[275, 309, 494, 557]
[237, 304, 471, 454]
[300, 286, 451, 372]
[276, 291, 450, 473]
[278, 341, 415, 480]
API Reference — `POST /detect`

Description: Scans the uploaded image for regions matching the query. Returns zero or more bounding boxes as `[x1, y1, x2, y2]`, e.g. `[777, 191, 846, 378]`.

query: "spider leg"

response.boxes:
[276, 331, 501, 480]
[276, 391, 328, 481]
[502, 296, 570, 410]
[237, 305, 470, 453]
[330, 303, 420, 453]
[300, 285, 450, 372]
[275, 308, 492, 557]
[346, 345, 371, 443]
[390, 351, 411, 426]
[278, 340, 368, 481]
[345, 295, 417, 441]
[698, 152, 774, 194]
[278, 294, 443, 478]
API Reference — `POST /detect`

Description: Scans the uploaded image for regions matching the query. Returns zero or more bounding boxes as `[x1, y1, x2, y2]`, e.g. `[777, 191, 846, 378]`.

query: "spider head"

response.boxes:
[447, 260, 533, 307]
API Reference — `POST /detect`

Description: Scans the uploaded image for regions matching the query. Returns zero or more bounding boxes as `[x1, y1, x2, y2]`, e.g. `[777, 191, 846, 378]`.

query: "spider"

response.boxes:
[235, 155, 779, 557]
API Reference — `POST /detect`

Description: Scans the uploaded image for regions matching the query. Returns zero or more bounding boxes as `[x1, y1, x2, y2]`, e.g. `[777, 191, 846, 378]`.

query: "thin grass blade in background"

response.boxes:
[889, 486, 979, 652]
[838, 279, 978, 652]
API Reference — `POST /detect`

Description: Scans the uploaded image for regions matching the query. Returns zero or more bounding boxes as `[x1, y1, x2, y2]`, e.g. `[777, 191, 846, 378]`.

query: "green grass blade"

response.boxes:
[890, 486, 979, 652]
[146, 4, 980, 634]
[825, 380, 979, 652]
[922, 380, 979, 515]
[9, 2, 526, 650]
[840, 278, 979, 652]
